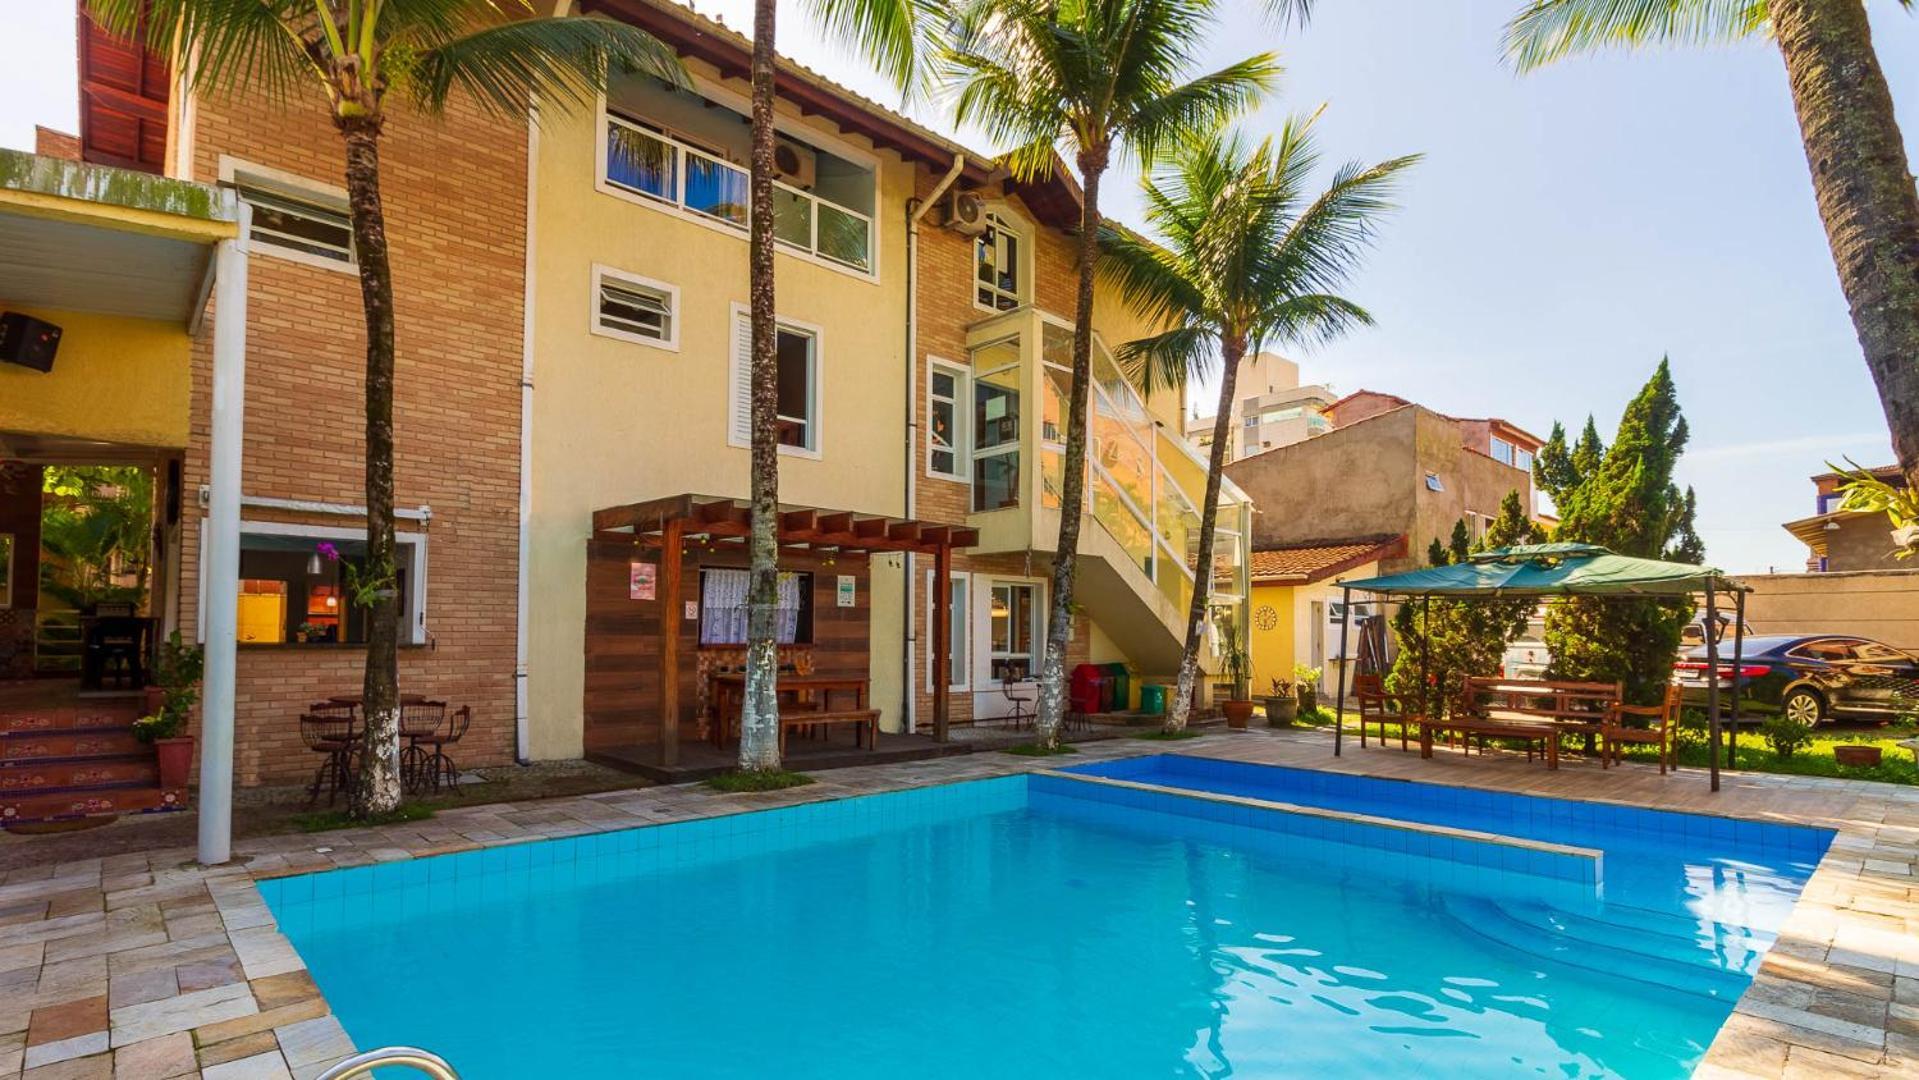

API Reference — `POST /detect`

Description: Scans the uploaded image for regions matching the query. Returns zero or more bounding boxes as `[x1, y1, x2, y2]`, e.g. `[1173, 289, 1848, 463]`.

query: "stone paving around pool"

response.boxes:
[0, 728, 1913, 1078]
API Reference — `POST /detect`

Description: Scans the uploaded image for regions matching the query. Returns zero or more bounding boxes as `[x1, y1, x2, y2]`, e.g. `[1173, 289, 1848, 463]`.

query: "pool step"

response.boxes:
[1441, 895, 1751, 1001]
[1492, 898, 1768, 976]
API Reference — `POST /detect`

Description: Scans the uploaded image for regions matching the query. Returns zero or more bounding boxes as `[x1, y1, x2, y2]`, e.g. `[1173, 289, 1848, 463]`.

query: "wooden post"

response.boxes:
[1419, 596, 1432, 719]
[659, 518, 683, 767]
[1705, 584, 1720, 793]
[933, 540, 951, 743]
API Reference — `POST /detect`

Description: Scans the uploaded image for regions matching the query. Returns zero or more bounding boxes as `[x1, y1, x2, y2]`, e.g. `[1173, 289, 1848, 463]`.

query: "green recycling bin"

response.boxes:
[1102, 662, 1131, 711]
[1139, 683, 1167, 715]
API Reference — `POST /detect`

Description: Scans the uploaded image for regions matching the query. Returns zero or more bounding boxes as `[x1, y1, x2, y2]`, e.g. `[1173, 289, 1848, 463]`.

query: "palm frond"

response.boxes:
[1125, 53, 1282, 165]
[406, 15, 687, 119]
[90, 0, 322, 104]
[804, 0, 952, 99]
[1502, 0, 1769, 72]
[1117, 325, 1219, 396]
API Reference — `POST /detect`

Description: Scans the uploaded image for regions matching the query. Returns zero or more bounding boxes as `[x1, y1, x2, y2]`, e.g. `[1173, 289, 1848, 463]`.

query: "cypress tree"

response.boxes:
[1388, 491, 1544, 715]
[1537, 360, 1704, 704]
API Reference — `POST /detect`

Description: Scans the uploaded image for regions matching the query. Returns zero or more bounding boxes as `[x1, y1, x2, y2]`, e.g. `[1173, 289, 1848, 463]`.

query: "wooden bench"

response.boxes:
[779, 709, 880, 754]
[1417, 716, 1560, 769]
[1456, 677, 1619, 756]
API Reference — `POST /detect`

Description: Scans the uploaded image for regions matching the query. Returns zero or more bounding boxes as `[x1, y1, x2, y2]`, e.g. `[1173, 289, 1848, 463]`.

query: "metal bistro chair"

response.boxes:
[299, 703, 361, 807]
[398, 699, 449, 794]
[997, 669, 1034, 731]
[409, 706, 471, 795]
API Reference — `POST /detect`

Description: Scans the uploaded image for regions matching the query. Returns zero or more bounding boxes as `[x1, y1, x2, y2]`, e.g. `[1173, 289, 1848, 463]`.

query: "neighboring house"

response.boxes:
[1782, 465, 1912, 572]
[1226, 397, 1542, 576]
[1244, 536, 1405, 698]
[1741, 464, 1919, 654]
[1185, 352, 1333, 462]
[0, 0, 1250, 818]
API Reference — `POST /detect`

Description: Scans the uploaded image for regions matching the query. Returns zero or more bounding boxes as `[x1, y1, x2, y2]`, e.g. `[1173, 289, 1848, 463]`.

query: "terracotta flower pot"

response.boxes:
[1222, 699, 1256, 729]
[155, 737, 195, 790]
[1833, 745, 1882, 768]
[143, 686, 166, 716]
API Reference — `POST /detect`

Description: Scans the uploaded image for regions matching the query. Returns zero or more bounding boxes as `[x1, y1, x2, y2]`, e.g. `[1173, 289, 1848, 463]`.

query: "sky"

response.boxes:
[2, 2, 1912, 573]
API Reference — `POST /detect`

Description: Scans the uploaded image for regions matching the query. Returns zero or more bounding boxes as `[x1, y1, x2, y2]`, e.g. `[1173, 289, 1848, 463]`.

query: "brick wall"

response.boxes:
[907, 178, 1099, 727]
[179, 89, 525, 786]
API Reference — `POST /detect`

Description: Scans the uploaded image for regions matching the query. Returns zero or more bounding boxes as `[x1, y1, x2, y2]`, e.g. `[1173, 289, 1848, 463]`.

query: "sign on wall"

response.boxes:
[837, 575, 856, 608]
[628, 561, 656, 601]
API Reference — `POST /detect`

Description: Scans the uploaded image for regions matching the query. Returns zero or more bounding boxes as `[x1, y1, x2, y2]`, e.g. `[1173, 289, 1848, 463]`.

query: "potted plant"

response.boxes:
[1263, 676, 1298, 726]
[1214, 610, 1255, 729]
[1833, 744, 1883, 768]
[132, 632, 203, 790]
[1293, 663, 1323, 714]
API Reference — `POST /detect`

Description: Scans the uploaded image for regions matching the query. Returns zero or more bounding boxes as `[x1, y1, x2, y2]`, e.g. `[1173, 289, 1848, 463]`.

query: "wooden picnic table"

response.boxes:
[1415, 677, 1621, 769]
[707, 673, 875, 751]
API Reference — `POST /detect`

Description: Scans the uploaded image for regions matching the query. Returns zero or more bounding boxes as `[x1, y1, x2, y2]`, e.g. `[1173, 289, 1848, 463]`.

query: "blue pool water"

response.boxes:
[261, 765, 1830, 1079]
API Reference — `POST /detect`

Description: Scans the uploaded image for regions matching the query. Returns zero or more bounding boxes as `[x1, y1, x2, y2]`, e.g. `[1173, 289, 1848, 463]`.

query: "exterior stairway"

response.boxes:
[0, 684, 186, 829]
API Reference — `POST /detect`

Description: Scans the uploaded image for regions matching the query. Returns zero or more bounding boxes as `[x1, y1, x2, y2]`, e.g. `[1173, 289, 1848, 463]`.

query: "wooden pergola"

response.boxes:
[592, 493, 979, 764]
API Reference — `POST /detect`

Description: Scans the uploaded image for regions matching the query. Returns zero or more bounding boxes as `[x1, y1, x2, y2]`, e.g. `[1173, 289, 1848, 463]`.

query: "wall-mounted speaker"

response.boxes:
[0, 312, 62, 372]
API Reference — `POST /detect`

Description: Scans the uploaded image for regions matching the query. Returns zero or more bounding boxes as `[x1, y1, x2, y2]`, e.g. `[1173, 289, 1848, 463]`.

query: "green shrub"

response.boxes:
[1761, 715, 1815, 760]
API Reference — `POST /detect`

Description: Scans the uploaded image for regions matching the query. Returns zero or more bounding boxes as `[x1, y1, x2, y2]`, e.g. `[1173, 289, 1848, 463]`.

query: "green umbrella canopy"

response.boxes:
[1337, 544, 1745, 598]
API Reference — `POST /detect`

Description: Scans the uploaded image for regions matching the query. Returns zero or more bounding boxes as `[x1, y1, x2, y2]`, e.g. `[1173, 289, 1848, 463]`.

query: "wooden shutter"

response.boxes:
[728, 306, 752, 447]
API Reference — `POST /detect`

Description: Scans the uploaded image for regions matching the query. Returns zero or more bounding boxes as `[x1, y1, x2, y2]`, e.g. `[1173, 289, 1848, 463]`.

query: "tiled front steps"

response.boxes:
[0, 728, 1914, 1077]
[1, 699, 184, 830]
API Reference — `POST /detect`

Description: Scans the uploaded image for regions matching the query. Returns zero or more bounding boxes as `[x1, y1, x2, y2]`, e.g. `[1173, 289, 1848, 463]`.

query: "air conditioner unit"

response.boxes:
[940, 190, 989, 235]
[773, 139, 817, 189]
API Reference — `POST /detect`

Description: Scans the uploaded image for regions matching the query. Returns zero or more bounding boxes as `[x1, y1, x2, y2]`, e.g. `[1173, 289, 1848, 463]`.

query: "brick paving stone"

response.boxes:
[109, 982, 255, 1047]
[109, 1032, 195, 1080]
[195, 1030, 280, 1069]
[26, 997, 106, 1049]
[199, 1049, 292, 1080]
[20, 1051, 113, 1080]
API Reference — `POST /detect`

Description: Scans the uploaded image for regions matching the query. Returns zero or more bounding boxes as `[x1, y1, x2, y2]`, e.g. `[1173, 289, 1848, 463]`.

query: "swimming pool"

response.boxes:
[260, 763, 1830, 1078]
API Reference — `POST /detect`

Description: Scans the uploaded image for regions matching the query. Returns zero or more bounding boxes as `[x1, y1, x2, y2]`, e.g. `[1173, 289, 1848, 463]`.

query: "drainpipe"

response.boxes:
[513, 110, 540, 765]
[903, 153, 966, 733]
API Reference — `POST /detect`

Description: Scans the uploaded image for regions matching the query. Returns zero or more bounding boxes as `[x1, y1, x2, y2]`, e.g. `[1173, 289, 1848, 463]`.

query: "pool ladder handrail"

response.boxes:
[314, 1046, 460, 1080]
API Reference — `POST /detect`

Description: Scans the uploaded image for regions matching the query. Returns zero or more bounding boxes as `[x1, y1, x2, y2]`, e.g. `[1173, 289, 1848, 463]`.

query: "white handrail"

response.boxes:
[314, 1047, 460, 1080]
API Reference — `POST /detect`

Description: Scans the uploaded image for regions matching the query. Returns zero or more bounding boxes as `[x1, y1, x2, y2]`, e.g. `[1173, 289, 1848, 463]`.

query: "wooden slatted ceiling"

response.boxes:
[592, 494, 977, 555]
[77, 3, 169, 174]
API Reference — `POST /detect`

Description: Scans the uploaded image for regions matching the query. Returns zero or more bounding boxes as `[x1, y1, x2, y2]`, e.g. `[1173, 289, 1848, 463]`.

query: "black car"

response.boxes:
[1675, 634, 1919, 725]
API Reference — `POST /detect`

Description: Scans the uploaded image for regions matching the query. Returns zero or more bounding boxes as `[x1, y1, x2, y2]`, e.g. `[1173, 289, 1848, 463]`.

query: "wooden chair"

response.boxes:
[1354, 674, 1421, 751]
[1602, 683, 1683, 773]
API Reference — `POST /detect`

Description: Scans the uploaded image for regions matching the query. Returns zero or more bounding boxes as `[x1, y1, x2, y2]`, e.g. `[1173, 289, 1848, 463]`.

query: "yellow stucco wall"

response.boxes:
[524, 66, 912, 759]
[0, 303, 191, 449]
[1249, 582, 1296, 697]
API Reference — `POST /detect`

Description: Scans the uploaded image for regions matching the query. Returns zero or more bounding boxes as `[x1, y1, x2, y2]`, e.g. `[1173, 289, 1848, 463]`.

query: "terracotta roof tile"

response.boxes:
[1244, 536, 1406, 584]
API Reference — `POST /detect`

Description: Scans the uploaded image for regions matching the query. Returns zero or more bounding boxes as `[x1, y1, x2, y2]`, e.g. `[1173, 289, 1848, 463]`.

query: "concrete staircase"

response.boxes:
[0, 690, 186, 828]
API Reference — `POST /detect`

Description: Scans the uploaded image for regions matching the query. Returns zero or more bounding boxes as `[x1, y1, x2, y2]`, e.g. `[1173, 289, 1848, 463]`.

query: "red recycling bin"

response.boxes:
[1070, 663, 1107, 716]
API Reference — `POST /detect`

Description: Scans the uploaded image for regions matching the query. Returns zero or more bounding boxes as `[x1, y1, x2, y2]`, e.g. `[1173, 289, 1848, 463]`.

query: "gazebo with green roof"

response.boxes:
[1331, 544, 1750, 791]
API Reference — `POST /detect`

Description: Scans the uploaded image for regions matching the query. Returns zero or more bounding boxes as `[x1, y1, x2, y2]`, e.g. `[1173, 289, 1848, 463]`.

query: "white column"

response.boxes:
[198, 205, 249, 866]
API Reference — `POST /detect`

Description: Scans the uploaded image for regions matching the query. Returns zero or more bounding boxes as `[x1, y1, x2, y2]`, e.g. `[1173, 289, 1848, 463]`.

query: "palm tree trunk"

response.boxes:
[739, 0, 783, 772]
[1035, 146, 1108, 750]
[340, 117, 403, 817]
[1168, 335, 1244, 733]
[1768, 0, 1919, 491]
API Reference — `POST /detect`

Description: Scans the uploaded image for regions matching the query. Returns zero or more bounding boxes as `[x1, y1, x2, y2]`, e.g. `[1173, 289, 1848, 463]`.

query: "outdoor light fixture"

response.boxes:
[306, 552, 324, 576]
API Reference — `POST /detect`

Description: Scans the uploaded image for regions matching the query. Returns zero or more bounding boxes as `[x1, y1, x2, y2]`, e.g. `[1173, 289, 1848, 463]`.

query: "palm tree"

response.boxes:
[1504, 0, 1919, 500]
[1101, 120, 1414, 732]
[94, 0, 683, 817]
[736, 0, 936, 773]
[944, 0, 1277, 749]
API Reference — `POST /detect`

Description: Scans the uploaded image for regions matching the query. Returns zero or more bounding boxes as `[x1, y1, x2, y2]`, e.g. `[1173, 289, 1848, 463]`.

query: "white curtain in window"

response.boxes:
[700, 568, 804, 645]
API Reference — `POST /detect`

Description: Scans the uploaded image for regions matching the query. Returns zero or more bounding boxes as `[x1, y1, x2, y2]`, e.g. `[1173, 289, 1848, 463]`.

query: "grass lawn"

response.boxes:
[706, 769, 816, 793]
[1001, 742, 1080, 756]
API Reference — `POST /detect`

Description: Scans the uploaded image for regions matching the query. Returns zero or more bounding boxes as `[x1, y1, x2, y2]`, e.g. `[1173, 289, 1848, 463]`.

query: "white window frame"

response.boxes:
[924, 568, 970, 692]
[592, 84, 882, 284]
[197, 519, 429, 646]
[985, 578, 1044, 686]
[728, 303, 824, 459]
[1490, 435, 1516, 466]
[218, 156, 355, 273]
[927, 356, 969, 481]
[973, 208, 1029, 312]
[590, 264, 680, 351]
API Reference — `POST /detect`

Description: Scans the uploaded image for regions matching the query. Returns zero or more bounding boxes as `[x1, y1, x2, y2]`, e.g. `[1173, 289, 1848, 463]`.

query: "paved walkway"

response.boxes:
[0, 729, 1912, 1078]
